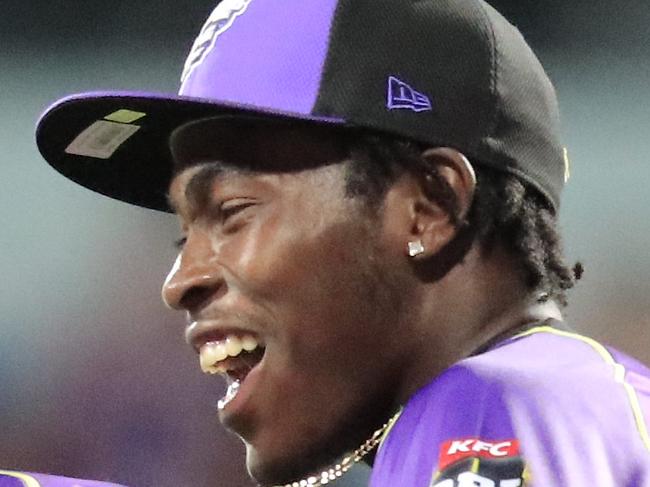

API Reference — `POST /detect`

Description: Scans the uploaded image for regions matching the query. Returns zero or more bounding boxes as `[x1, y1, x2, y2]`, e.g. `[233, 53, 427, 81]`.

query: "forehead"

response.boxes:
[167, 119, 352, 215]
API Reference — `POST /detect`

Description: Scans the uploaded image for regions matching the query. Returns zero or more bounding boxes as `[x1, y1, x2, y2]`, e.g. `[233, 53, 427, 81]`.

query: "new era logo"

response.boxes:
[387, 76, 432, 112]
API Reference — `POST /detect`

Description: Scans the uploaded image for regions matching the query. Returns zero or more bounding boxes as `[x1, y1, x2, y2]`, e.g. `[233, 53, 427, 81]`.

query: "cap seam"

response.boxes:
[475, 1, 500, 148]
[311, 0, 346, 117]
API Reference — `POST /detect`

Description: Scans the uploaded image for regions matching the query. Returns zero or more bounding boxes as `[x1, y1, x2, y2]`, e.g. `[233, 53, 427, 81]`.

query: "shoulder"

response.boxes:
[370, 325, 650, 487]
[0, 470, 127, 487]
[463, 325, 650, 437]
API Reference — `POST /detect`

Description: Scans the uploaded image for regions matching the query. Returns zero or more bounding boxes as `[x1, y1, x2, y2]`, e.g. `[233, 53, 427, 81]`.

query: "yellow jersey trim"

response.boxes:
[514, 326, 650, 453]
[0, 470, 42, 487]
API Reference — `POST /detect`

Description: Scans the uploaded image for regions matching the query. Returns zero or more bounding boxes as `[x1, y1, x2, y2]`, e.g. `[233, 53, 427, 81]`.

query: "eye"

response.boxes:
[173, 199, 256, 248]
[219, 199, 256, 224]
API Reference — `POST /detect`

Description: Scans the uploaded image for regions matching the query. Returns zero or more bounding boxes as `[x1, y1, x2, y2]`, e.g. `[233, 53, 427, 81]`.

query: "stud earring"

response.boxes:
[407, 240, 425, 257]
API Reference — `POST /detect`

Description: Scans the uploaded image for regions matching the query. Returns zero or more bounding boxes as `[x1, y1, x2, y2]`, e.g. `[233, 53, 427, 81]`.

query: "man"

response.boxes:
[33, 0, 650, 486]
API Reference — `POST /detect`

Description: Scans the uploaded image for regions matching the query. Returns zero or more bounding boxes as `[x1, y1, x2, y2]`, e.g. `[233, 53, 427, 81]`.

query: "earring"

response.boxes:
[407, 240, 425, 257]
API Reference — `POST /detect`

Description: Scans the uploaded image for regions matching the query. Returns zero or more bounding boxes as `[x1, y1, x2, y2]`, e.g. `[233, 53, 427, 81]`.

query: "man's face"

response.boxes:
[162, 123, 413, 484]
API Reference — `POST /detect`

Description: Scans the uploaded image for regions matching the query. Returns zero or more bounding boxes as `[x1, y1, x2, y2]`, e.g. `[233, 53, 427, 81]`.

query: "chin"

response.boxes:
[244, 440, 338, 486]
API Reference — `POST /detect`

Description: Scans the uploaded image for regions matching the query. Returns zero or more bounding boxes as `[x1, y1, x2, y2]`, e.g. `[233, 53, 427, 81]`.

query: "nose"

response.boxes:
[161, 233, 224, 311]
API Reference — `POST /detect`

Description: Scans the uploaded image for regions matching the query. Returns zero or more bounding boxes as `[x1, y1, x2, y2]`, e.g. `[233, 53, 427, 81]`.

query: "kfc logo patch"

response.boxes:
[439, 438, 519, 470]
[431, 439, 526, 487]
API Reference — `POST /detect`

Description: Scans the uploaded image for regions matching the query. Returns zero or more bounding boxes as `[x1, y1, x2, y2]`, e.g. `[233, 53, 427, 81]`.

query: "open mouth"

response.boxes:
[198, 334, 266, 410]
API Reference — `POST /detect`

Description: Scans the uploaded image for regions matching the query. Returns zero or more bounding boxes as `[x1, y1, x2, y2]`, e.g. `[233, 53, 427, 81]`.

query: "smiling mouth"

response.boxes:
[198, 334, 266, 410]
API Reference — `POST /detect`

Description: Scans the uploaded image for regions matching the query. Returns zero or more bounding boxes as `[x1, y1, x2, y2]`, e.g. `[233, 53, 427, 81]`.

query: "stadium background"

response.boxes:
[1, 1, 649, 486]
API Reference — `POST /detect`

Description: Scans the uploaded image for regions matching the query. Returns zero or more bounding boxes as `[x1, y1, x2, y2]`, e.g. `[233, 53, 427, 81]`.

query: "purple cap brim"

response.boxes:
[36, 91, 345, 212]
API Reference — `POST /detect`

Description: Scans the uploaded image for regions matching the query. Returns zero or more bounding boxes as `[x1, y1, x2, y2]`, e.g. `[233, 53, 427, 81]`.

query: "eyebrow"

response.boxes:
[167, 162, 245, 218]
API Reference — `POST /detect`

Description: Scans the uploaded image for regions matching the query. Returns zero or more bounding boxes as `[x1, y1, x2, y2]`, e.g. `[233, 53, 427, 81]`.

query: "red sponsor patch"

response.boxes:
[438, 438, 520, 470]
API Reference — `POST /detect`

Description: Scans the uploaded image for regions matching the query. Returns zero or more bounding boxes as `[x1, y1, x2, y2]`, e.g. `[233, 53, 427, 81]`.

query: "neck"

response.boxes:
[393, 244, 562, 406]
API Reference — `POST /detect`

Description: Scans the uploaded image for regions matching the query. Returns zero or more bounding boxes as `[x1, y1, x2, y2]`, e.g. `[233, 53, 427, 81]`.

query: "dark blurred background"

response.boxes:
[1, 1, 649, 486]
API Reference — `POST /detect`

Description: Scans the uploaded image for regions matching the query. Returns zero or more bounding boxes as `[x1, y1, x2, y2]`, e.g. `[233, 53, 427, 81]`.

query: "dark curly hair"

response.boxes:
[342, 132, 582, 306]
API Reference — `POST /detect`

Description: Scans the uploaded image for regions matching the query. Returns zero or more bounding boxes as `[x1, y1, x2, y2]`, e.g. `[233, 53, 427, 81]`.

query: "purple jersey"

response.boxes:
[371, 324, 650, 486]
[0, 471, 126, 487]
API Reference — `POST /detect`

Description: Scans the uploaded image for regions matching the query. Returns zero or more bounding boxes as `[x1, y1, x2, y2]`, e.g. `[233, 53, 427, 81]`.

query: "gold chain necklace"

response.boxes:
[274, 410, 401, 487]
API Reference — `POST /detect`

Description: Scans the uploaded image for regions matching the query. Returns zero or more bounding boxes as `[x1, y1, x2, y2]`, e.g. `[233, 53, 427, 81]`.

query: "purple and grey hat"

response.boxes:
[36, 0, 568, 213]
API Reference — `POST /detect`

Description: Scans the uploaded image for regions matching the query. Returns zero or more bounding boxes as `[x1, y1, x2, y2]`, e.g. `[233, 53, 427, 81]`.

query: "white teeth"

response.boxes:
[241, 335, 258, 351]
[199, 334, 261, 374]
[225, 336, 243, 357]
[200, 342, 228, 374]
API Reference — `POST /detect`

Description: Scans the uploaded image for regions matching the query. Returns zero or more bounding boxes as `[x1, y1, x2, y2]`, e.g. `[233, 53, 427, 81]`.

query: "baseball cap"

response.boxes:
[36, 0, 567, 213]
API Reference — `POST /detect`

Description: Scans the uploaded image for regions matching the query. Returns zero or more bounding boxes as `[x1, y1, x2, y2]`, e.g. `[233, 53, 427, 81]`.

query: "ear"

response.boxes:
[384, 147, 476, 259]
[420, 147, 476, 221]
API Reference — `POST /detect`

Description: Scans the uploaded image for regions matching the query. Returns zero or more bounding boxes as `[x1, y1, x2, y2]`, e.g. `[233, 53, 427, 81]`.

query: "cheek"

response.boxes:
[219, 203, 404, 365]
[218, 210, 295, 296]
[281, 228, 400, 365]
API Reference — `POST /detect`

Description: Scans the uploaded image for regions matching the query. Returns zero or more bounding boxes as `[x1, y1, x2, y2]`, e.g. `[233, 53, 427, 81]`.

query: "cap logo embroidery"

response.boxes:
[387, 76, 432, 112]
[181, 0, 254, 85]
